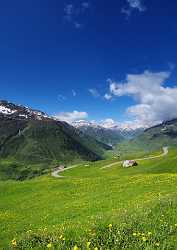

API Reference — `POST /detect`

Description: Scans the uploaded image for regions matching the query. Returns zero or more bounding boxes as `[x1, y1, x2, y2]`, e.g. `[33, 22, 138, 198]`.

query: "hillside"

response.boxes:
[117, 118, 177, 156]
[0, 101, 111, 179]
[0, 148, 177, 249]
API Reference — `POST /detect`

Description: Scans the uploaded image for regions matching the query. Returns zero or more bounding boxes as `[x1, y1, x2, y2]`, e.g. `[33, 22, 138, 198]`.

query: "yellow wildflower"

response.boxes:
[175, 224, 177, 227]
[86, 241, 91, 248]
[133, 232, 137, 236]
[27, 230, 32, 233]
[11, 239, 17, 247]
[73, 245, 79, 250]
[94, 248, 98, 250]
[108, 224, 112, 229]
[142, 237, 147, 242]
[148, 232, 152, 236]
[155, 242, 160, 247]
[47, 243, 52, 248]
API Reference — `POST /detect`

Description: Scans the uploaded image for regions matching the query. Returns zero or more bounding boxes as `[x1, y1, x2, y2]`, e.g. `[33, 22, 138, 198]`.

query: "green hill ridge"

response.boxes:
[0, 100, 111, 180]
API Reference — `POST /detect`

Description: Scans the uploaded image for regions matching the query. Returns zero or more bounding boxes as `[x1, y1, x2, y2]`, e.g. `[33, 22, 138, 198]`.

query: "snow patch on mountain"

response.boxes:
[0, 105, 17, 115]
[0, 100, 50, 120]
[72, 119, 146, 132]
[72, 119, 146, 139]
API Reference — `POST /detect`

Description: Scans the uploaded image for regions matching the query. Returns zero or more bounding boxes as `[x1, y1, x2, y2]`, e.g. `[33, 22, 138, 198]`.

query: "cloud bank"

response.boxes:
[55, 111, 88, 123]
[107, 70, 177, 127]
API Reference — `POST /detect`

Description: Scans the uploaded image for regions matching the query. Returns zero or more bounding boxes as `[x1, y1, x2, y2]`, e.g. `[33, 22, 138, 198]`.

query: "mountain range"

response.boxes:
[1, 99, 177, 180]
[72, 120, 144, 145]
[0, 100, 112, 179]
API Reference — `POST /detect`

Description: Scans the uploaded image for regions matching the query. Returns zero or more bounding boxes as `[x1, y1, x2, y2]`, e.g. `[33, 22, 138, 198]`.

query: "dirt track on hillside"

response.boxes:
[101, 147, 168, 170]
[51, 164, 81, 178]
[51, 147, 168, 177]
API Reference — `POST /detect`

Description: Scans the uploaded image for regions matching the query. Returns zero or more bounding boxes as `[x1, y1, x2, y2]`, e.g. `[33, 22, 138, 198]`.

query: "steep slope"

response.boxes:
[0, 101, 111, 179]
[121, 118, 177, 154]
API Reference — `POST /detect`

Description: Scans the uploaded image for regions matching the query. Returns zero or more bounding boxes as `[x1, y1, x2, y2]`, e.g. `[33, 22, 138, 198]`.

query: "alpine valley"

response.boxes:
[0, 100, 112, 180]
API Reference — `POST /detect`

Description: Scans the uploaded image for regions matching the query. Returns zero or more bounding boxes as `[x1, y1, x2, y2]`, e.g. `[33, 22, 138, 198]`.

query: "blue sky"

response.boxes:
[0, 0, 177, 126]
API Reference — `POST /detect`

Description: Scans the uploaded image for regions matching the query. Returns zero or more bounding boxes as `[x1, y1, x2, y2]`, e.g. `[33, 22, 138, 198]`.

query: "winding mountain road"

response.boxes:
[101, 147, 168, 169]
[51, 164, 81, 178]
[51, 147, 168, 177]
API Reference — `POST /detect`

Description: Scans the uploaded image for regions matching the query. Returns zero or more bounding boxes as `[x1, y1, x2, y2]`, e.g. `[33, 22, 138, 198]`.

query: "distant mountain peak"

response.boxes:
[71, 119, 145, 143]
[72, 119, 145, 133]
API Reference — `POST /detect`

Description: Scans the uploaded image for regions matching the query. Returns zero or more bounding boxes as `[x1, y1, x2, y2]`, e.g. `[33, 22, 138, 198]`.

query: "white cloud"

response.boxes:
[104, 93, 112, 100]
[55, 111, 88, 123]
[122, 0, 146, 17]
[107, 70, 177, 127]
[101, 118, 117, 128]
[127, 0, 146, 11]
[88, 88, 100, 98]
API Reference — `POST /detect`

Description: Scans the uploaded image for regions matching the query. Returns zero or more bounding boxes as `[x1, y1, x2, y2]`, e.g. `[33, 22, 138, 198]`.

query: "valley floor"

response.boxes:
[0, 148, 177, 249]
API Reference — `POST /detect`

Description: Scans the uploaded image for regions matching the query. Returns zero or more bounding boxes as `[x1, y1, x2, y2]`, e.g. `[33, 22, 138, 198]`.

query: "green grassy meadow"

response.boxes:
[0, 148, 177, 249]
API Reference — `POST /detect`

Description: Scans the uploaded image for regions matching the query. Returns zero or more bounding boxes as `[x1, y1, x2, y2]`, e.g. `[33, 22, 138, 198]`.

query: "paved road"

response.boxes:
[101, 147, 168, 170]
[51, 164, 81, 178]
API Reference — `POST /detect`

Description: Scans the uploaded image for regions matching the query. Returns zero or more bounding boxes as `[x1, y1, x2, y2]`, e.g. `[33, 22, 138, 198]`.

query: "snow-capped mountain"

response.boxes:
[0, 100, 50, 121]
[72, 119, 145, 140]
[72, 120, 124, 146]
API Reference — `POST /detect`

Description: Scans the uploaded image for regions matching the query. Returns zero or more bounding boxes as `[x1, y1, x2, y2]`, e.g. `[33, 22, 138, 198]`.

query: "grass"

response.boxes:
[0, 148, 177, 249]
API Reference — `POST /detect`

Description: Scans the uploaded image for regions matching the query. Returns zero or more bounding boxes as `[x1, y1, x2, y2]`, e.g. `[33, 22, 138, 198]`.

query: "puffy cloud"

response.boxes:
[127, 0, 146, 11]
[88, 88, 100, 98]
[55, 111, 88, 123]
[107, 70, 177, 127]
[101, 118, 116, 128]
[122, 0, 146, 17]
